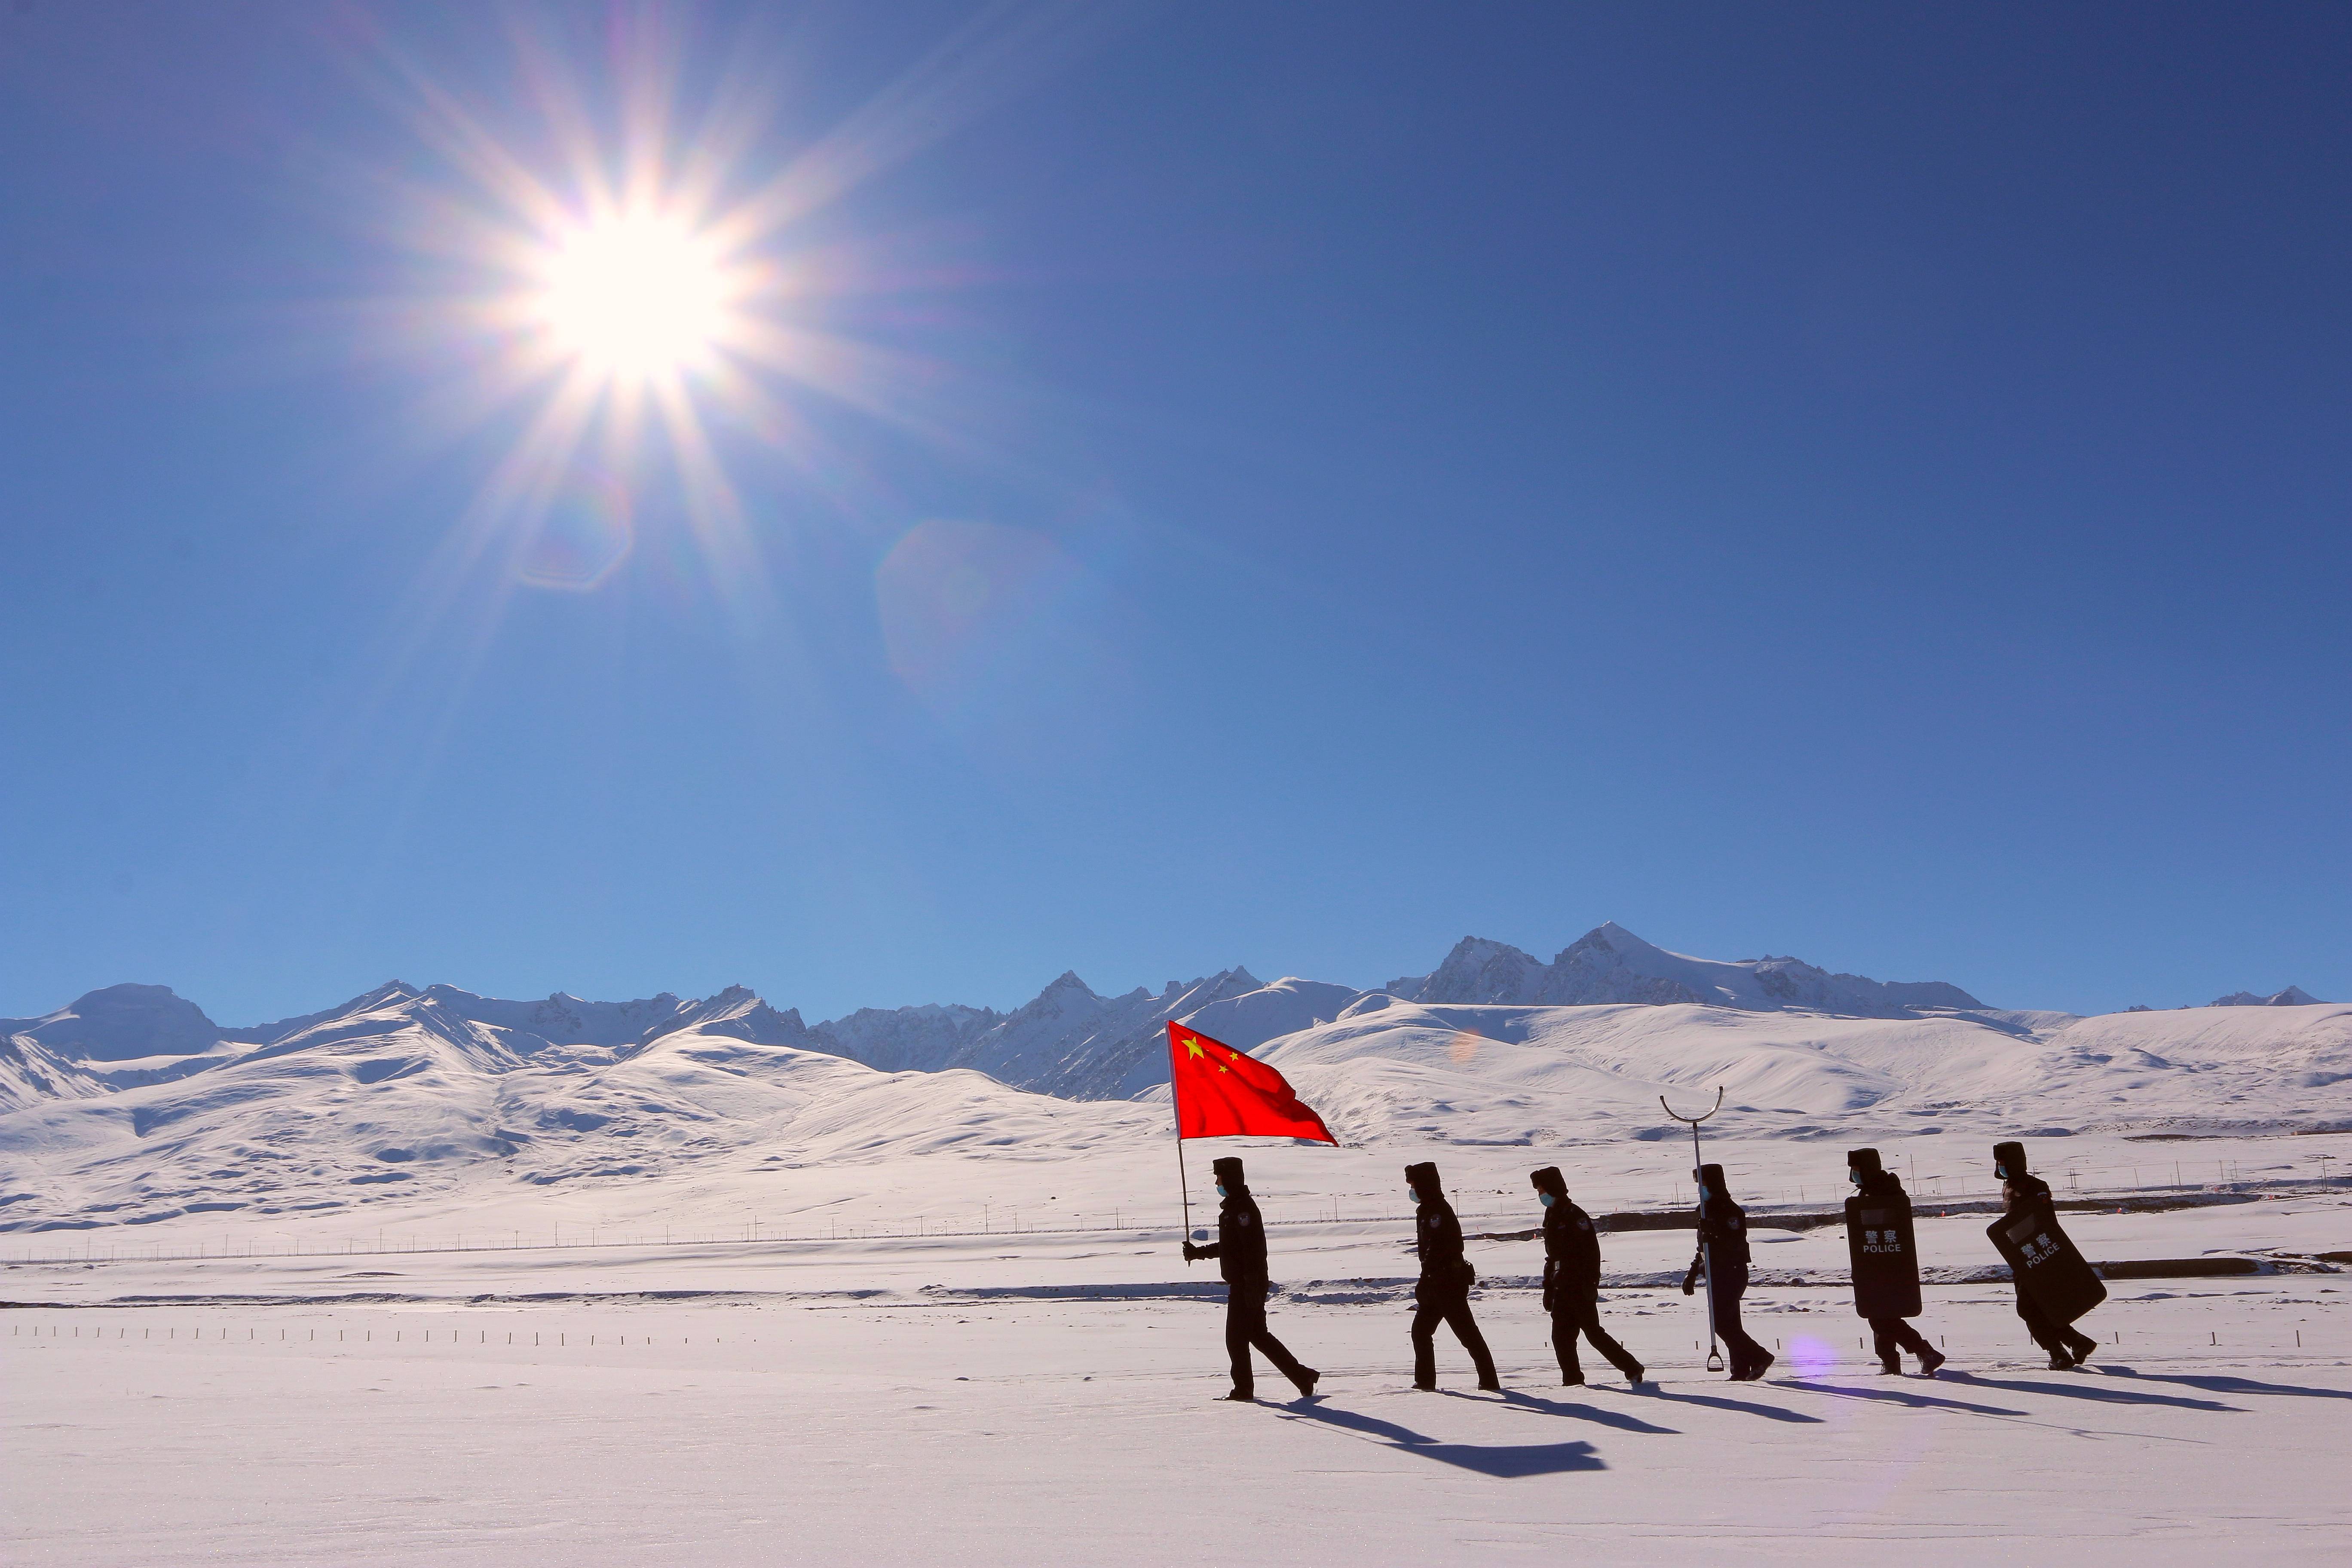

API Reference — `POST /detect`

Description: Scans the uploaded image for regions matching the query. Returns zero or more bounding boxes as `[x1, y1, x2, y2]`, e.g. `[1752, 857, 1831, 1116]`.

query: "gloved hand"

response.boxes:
[1182, 1242, 1204, 1262]
[1540, 1285, 1556, 1314]
[1680, 1268, 1698, 1296]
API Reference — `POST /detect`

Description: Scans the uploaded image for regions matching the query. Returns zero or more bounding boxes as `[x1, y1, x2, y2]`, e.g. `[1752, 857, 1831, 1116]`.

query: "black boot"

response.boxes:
[1292, 1367, 1319, 1399]
[1918, 1347, 1946, 1378]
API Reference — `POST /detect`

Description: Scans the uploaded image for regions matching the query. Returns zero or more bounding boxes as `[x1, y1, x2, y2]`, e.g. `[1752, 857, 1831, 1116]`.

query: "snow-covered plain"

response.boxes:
[5, 929, 2349, 1562]
[6, 1253, 2349, 1565]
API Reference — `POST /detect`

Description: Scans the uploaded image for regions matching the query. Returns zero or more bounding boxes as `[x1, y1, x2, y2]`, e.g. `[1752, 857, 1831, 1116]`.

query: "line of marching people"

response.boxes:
[1182, 1139, 2104, 1400]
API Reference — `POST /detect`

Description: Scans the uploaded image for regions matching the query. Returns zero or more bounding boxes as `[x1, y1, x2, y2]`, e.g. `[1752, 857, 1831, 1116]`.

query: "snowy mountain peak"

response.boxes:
[0, 983, 224, 1062]
[2211, 986, 2326, 1008]
[793, 965, 1292, 1100]
[1390, 924, 1986, 1017]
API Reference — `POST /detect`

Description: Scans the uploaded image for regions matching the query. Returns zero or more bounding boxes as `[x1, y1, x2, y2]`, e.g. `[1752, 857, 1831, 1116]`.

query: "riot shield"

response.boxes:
[1845, 1194, 1922, 1320]
[1986, 1206, 2107, 1325]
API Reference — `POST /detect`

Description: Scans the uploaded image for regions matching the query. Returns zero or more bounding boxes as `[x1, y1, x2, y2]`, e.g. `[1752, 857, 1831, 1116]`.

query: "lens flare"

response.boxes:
[518, 474, 634, 590]
[1787, 1334, 1838, 1379]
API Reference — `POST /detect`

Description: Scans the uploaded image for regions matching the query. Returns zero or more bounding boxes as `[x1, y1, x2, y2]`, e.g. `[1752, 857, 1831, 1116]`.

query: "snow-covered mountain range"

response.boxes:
[2208, 986, 2325, 1008]
[0, 966, 1292, 1108]
[3, 925, 2341, 1236]
[1387, 923, 1987, 1015]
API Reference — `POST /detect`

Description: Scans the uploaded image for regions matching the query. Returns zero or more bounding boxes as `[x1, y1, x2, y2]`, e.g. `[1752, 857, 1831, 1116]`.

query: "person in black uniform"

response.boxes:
[1531, 1166, 1644, 1385]
[1406, 1161, 1500, 1391]
[1182, 1155, 1319, 1401]
[1996, 1140, 2098, 1371]
[1847, 1148, 1946, 1376]
[1681, 1162, 1773, 1380]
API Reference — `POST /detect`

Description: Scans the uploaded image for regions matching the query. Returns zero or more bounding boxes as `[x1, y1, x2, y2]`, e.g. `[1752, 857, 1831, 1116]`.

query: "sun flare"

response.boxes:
[373, 4, 1071, 624]
[533, 211, 738, 383]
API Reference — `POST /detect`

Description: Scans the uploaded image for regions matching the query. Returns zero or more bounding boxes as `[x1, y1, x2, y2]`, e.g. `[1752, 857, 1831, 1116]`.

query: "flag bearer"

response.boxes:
[1531, 1166, 1645, 1385]
[1183, 1155, 1319, 1401]
[1406, 1161, 1501, 1392]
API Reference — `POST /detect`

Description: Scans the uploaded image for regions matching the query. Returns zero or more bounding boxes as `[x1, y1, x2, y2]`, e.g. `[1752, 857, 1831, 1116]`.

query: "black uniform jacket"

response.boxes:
[1414, 1195, 1472, 1299]
[1542, 1200, 1603, 1302]
[1692, 1193, 1752, 1272]
[1194, 1192, 1270, 1289]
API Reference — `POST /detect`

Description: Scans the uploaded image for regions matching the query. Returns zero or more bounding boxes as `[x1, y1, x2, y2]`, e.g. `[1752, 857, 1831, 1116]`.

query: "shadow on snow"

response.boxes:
[1774, 1379, 2029, 1418]
[1624, 1385, 1826, 1424]
[2096, 1368, 2352, 1403]
[1272, 1401, 1605, 1477]
[1941, 1370, 2240, 1412]
[1493, 1388, 1681, 1434]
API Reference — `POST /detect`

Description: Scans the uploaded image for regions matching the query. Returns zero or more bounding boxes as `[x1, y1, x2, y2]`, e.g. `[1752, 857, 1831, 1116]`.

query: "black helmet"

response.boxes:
[1530, 1166, 1567, 1198]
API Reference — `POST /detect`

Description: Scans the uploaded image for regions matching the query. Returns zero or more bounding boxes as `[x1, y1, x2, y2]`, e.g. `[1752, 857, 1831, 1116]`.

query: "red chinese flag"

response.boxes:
[1167, 1021, 1336, 1143]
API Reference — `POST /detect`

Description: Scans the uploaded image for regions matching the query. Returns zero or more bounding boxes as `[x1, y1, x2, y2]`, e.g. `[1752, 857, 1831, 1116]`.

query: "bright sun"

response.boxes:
[534, 211, 736, 382]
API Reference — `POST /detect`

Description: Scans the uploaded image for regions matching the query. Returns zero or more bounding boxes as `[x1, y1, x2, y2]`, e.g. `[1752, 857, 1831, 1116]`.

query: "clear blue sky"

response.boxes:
[3, 2, 2346, 1027]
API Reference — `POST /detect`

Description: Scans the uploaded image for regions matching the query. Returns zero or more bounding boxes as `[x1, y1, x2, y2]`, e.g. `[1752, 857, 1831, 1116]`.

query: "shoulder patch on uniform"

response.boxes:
[1237, 1213, 1253, 1226]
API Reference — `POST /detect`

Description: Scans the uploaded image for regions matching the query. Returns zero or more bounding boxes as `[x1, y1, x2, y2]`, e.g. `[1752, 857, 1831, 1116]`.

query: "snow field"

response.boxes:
[5, 1280, 2349, 1566]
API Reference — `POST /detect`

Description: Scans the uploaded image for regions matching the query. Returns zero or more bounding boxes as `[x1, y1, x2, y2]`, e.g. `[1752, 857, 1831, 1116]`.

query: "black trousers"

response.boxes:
[1550, 1289, 1641, 1381]
[2015, 1286, 2095, 1359]
[1225, 1282, 1310, 1397]
[1410, 1286, 1498, 1388]
[1868, 1314, 1935, 1367]
[1706, 1260, 1769, 1370]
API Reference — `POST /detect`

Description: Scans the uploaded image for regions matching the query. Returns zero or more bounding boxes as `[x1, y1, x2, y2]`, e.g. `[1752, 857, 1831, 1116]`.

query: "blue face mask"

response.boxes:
[1849, 1169, 1863, 1186]
[1540, 1192, 1556, 1207]
[1215, 1185, 1228, 1199]
[1697, 1186, 1711, 1201]
[1409, 1189, 1421, 1203]
[1995, 1165, 2010, 1180]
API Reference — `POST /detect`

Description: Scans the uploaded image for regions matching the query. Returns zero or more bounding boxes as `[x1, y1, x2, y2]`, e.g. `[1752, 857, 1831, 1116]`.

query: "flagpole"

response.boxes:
[1171, 1027, 1193, 1260]
[1176, 1133, 1193, 1259]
